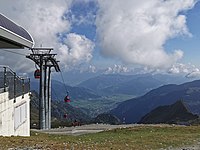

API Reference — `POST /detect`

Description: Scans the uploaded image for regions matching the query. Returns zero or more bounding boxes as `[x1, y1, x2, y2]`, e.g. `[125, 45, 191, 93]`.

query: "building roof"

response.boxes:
[0, 13, 34, 49]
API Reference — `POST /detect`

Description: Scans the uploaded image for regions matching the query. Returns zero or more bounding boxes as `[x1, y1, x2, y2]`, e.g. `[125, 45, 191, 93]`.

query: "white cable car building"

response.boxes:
[0, 13, 34, 136]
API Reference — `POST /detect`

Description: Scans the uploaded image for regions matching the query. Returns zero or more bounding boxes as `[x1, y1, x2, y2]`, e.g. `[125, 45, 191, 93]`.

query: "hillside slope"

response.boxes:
[111, 80, 200, 123]
[93, 113, 121, 125]
[31, 80, 100, 101]
[78, 74, 164, 96]
[139, 101, 198, 124]
[30, 91, 91, 128]
[78, 74, 134, 92]
[101, 76, 163, 96]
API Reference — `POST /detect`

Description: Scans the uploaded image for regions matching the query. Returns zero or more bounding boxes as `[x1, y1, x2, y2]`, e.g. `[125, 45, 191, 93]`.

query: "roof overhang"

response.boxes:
[0, 13, 34, 49]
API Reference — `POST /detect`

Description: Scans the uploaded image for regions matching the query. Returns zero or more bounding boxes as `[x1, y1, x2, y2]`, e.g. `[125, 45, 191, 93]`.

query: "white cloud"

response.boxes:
[0, 0, 73, 72]
[96, 0, 196, 69]
[0, 0, 95, 73]
[1, 0, 72, 47]
[58, 33, 94, 69]
[168, 63, 200, 77]
[0, 0, 197, 74]
[88, 65, 96, 73]
[186, 70, 200, 78]
[80, 64, 97, 73]
[105, 64, 130, 74]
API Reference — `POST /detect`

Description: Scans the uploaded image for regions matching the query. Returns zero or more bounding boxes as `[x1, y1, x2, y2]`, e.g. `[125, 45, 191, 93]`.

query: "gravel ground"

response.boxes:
[160, 142, 200, 150]
[32, 124, 139, 136]
[33, 124, 182, 135]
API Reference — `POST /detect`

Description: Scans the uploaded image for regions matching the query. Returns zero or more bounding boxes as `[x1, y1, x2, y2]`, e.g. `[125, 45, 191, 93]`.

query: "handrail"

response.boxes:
[0, 66, 30, 102]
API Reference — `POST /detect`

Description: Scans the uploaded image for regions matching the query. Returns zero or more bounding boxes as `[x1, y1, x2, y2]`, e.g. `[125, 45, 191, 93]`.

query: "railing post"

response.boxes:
[3, 67, 7, 92]
[22, 78, 25, 98]
[28, 78, 30, 93]
[14, 72, 16, 103]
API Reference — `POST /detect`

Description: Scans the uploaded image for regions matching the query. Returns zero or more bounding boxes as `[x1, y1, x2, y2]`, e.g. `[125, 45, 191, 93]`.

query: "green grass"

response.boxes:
[0, 125, 200, 149]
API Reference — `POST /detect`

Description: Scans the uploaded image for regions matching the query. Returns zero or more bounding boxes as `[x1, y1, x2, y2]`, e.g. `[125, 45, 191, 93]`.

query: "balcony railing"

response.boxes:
[0, 66, 30, 102]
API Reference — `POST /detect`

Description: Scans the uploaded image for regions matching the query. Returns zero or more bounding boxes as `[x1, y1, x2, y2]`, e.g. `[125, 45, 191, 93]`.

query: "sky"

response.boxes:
[1, 0, 200, 78]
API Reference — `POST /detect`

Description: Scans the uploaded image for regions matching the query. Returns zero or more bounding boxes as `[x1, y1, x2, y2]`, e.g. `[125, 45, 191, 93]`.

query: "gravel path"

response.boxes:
[160, 141, 200, 150]
[32, 124, 139, 136]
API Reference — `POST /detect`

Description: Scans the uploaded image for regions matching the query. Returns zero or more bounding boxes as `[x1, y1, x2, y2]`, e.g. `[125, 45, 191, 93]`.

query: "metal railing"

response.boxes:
[0, 66, 30, 102]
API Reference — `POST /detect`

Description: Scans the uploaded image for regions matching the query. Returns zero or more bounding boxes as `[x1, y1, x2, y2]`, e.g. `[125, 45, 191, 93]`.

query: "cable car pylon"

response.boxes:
[26, 48, 60, 130]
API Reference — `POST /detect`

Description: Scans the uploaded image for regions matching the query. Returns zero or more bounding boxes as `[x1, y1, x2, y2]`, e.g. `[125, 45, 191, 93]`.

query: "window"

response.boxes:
[14, 102, 27, 129]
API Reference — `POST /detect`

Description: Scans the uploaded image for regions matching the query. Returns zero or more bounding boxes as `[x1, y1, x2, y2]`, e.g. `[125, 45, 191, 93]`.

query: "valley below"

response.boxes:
[31, 73, 200, 126]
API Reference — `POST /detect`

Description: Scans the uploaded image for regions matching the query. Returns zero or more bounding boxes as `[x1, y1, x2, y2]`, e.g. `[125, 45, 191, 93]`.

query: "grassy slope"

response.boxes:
[1, 125, 200, 150]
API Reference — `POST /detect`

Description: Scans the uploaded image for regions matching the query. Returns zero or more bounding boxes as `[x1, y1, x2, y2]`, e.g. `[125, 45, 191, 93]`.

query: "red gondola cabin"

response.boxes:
[34, 69, 40, 79]
[63, 114, 68, 118]
[64, 95, 70, 103]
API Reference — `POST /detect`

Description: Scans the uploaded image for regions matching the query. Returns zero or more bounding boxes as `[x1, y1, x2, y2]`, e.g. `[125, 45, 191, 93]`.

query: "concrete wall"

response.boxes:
[0, 91, 30, 136]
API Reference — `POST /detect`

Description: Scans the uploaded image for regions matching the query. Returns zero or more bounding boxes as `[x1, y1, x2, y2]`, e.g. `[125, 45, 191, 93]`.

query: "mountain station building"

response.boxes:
[0, 13, 34, 136]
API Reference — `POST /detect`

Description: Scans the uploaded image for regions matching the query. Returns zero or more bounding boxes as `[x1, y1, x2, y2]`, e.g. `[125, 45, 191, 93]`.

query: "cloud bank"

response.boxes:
[96, 0, 196, 69]
[58, 33, 94, 69]
[0, 0, 198, 74]
[0, 0, 94, 72]
[105, 64, 130, 74]
[169, 63, 200, 78]
[0, 0, 72, 47]
[186, 70, 200, 78]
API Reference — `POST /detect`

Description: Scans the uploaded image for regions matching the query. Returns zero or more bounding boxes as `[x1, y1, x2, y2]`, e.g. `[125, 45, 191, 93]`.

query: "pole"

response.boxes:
[39, 56, 45, 129]
[47, 66, 52, 129]
[44, 62, 48, 129]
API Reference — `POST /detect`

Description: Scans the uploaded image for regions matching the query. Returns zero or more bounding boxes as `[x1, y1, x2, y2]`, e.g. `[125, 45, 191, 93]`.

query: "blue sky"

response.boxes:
[69, 1, 200, 70]
[165, 1, 200, 65]
[67, 0, 200, 76]
[1, 0, 200, 77]
[67, 1, 97, 40]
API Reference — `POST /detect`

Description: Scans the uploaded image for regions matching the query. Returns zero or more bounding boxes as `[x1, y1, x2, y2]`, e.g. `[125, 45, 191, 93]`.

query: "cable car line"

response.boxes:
[52, 86, 70, 119]
[60, 70, 68, 94]
[3, 48, 73, 124]
[51, 87, 60, 101]
[2, 49, 71, 103]
[1, 49, 27, 56]
[2, 48, 71, 103]
[59, 70, 71, 102]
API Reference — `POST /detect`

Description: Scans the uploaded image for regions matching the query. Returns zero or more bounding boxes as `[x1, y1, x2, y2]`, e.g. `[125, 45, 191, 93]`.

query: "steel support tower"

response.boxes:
[26, 48, 60, 130]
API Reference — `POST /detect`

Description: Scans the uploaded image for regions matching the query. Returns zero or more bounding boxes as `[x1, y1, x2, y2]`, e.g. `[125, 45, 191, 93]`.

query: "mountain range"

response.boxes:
[29, 72, 200, 126]
[31, 73, 191, 100]
[30, 74, 170, 117]
[77, 73, 191, 96]
[111, 80, 200, 123]
[52, 70, 191, 86]
[139, 100, 198, 124]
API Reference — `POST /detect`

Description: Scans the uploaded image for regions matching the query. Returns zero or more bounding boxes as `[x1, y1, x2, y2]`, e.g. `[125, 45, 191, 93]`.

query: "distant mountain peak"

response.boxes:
[111, 79, 200, 124]
[139, 100, 198, 124]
